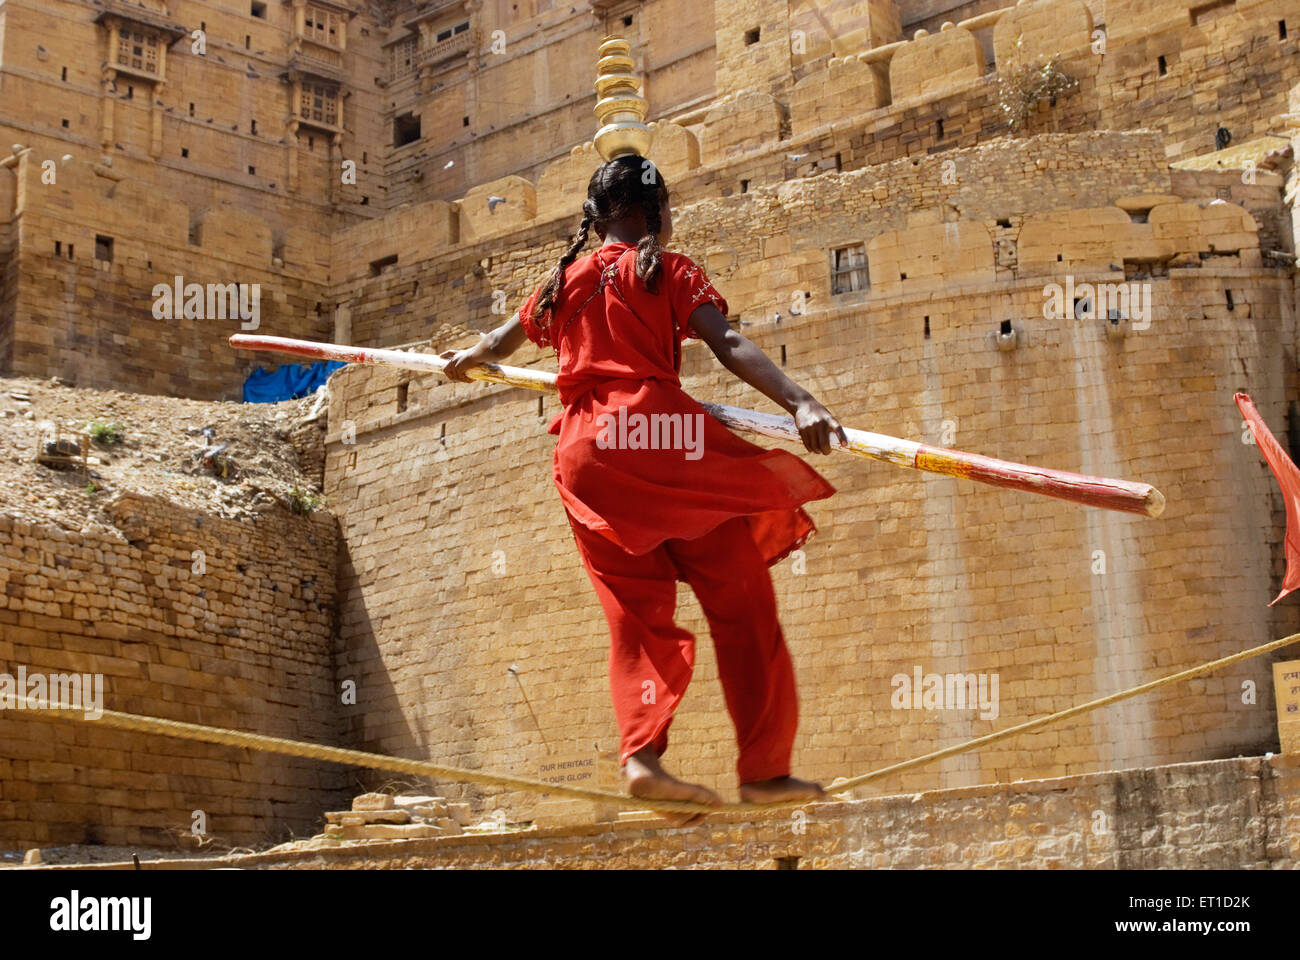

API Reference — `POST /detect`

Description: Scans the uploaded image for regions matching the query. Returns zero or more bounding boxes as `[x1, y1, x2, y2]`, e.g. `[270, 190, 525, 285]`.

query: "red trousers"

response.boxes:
[566, 510, 799, 784]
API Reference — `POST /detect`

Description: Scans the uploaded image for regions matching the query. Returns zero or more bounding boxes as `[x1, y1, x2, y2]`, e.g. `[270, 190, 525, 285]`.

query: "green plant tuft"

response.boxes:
[86, 420, 125, 445]
[287, 487, 324, 515]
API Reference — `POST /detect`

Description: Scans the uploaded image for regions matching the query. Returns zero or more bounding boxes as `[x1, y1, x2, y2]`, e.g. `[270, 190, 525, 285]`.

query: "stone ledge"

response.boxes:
[16, 753, 1298, 870]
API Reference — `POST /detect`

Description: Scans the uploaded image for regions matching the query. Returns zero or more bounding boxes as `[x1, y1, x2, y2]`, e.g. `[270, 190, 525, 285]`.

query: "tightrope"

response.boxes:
[23, 631, 1300, 816]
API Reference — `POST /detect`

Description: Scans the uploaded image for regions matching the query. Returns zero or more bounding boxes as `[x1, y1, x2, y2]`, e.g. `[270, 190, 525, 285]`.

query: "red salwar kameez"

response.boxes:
[518, 241, 836, 782]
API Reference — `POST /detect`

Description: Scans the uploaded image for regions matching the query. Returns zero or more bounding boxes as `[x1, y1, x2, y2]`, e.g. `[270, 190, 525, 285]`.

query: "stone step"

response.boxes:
[325, 809, 412, 825]
[324, 823, 447, 841]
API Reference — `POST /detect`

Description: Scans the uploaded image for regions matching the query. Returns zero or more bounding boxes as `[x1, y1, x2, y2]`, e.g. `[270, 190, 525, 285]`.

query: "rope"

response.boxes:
[830, 630, 1300, 793]
[21, 631, 1299, 817]
[25, 701, 714, 815]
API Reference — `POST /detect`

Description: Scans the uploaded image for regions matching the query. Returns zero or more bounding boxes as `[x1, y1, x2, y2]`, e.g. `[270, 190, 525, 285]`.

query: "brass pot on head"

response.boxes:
[593, 37, 651, 161]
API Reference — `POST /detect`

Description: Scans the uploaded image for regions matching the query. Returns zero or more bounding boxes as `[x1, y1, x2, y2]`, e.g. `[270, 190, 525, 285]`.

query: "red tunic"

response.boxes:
[518, 241, 835, 568]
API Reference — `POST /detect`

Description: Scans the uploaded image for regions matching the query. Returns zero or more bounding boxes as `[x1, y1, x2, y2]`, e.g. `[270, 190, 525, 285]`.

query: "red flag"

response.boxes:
[1236, 392, 1300, 605]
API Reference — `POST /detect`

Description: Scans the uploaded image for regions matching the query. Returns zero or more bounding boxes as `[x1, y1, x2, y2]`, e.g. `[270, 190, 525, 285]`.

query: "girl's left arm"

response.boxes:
[440, 313, 528, 382]
[688, 302, 847, 455]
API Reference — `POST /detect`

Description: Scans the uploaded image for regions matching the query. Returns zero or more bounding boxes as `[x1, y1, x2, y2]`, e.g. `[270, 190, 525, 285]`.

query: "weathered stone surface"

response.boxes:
[326, 810, 411, 825]
[351, 793, 395, 813]
[0, 485, 343, 849]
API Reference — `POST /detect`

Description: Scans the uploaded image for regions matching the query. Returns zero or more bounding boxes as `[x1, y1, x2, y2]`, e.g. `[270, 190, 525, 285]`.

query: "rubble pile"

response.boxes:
[0, 374, 328, 527]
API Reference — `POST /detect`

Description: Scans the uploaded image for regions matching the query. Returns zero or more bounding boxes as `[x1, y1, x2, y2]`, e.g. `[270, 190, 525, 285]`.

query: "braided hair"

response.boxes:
[531, 154, 668, 326]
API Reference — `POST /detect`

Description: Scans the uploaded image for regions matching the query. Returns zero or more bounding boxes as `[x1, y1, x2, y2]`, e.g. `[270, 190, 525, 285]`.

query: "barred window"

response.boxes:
[389, 35, 417, 81]
[436, 21, 468, 42]
[830, 243, 869, 294]
[300, 82, 339, 125]
[117, 28, 159, 74]
[304, 6, 344, 48]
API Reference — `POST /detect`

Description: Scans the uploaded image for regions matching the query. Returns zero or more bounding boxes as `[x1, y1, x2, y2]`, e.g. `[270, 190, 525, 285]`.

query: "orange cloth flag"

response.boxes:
[1236, 392, 1300, 605]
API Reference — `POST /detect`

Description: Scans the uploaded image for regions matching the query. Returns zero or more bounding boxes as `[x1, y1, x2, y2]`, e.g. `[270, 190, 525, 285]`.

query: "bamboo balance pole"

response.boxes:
[230, 333, 1166, 518]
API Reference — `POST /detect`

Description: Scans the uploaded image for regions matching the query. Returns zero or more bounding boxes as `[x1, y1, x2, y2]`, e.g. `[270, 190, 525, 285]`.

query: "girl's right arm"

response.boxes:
[440, 313, 529, 382]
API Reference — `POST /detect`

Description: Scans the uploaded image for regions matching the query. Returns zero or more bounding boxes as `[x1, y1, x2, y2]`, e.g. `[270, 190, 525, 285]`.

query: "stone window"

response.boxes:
[436, 21, 469, 42]
[393, 112, 422, 147]
[300, 82, 339, 125]
[117, 27, 160, 74]
[94, 235, 114, 263]
[830, 244, 869, 294]
[390, 35, 418, 81]
[304, 6, 344, 47]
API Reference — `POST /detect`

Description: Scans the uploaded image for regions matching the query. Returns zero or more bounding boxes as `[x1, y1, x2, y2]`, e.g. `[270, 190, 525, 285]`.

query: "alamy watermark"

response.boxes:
[0, 666, 103, 720]
[152, 275, 261, 330]
[1043, 275, 1151, 331]
[891, 666, 1000, 720]
[50, 891, 151, 940]
[595, 406, 705, 461]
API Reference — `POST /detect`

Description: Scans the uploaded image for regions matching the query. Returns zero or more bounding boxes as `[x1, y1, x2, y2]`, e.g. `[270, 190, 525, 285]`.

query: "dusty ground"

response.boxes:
[0, 822, 530, 869]
[0, 775, 530, 867]
[0, 843, 242, 867]
[0, 831, 396, 867]
[0, 373, 326, 530]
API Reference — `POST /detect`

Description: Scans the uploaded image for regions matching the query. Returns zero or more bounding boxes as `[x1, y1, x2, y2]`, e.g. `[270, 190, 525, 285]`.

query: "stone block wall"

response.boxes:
[3, 150, 334, 399]
[330, 1, 1300, 360]
[0, 493, 345, 848]
[0, 0, 385, 210]
[378, 0, 721, 209]
[332, 131, 1178, 350]
[4, 0, 1298, 399]
[890, 23, 984, 101]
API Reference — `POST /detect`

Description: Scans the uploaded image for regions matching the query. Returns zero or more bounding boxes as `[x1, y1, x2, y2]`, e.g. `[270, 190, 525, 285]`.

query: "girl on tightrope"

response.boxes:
[442, 155, 845, 820]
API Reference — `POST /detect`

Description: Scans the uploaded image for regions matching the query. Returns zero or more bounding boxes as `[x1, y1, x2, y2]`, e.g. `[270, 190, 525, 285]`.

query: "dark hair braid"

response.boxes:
[532, 198, 595, 321]
[635, 187, 664, 294]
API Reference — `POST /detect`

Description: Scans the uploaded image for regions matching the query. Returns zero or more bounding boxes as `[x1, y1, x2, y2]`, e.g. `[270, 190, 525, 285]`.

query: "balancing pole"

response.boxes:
[229, 333, 1165, 518]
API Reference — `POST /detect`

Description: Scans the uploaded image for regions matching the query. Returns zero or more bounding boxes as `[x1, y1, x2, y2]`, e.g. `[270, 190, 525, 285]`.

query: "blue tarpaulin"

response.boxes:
[242, 360, 345, 404]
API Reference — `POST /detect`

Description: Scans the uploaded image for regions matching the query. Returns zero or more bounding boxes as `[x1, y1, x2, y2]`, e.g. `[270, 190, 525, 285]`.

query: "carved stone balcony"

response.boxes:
[92, 0, 188, 40]
[288, 41, 346, 83]
[417, 30, 471, 68]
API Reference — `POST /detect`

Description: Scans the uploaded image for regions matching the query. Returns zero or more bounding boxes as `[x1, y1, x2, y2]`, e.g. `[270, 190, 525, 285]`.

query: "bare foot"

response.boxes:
[738, 776, 827, 805]
[623, 747, 723, 826]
